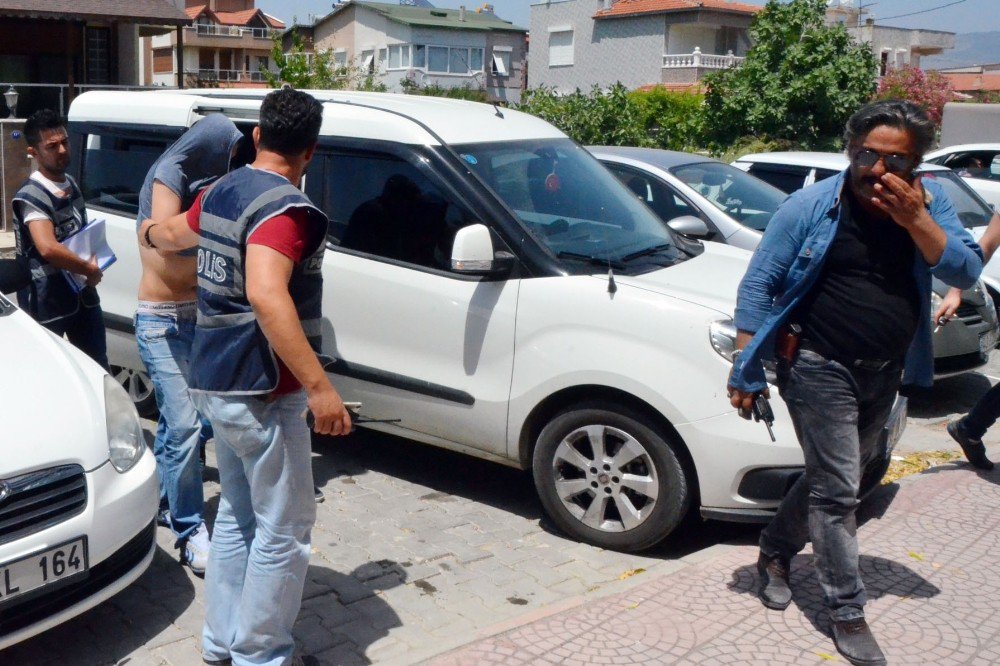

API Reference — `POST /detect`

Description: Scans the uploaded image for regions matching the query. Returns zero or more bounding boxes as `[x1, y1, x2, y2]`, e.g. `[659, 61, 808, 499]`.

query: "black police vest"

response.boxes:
[189, 166, 327, 395]
[12, 176, 88, 324]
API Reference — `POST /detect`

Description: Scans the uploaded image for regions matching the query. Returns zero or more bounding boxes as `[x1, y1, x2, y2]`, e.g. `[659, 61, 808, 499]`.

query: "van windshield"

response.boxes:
[451, 139, 693, 272]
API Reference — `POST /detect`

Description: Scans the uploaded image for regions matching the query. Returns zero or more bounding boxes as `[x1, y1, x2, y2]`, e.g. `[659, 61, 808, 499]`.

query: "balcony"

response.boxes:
[191, 69, 269, 85]
[183, 24, 276, 50]
[661, 47, 744, 84]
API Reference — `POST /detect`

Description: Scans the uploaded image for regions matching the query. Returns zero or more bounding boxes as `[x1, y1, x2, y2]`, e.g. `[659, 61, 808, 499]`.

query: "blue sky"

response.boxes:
[258, 0, 998, 34]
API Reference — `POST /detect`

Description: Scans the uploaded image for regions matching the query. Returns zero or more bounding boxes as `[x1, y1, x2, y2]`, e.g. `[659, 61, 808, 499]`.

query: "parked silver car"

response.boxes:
[589, 146, 999, 377]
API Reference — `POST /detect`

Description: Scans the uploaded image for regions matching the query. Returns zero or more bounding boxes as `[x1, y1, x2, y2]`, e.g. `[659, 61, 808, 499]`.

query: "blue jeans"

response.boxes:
[760, 349, 899, 622]
[136, 302, 205, 540]
[45, 288, 108, 371]
[192, 391, 315, 666]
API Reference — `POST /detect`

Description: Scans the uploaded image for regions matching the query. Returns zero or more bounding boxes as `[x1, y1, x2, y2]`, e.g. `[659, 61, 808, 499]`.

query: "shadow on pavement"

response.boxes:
[0, 545, 197, 666]
[297, 561, 406, 662]
[313, 426, 767, 560]
[727, 553, 940, 637]
[311, 428, 542, 522]
[906, 372, 993, 419]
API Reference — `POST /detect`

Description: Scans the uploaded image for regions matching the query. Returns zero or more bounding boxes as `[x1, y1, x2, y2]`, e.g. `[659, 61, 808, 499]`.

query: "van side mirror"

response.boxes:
[0, 259, 30, 295]
[667, 215, 711, 238]
[451, 224, 515, 275]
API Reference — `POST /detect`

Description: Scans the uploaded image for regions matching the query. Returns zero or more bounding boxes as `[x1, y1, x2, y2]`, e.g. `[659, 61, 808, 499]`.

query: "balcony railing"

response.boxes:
[188, 24, 276, 40]
[662, 48, 744, 69]
[194, 69, 268, 83]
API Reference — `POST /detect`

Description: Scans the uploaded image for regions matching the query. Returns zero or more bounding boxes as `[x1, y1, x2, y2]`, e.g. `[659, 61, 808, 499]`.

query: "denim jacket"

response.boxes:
[729, 169, 983, 393]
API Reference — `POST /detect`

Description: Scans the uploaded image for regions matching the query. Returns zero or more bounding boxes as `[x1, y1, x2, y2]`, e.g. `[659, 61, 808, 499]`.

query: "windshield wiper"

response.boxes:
[619, 244, 676, 262]
[557, 251, 625, 270]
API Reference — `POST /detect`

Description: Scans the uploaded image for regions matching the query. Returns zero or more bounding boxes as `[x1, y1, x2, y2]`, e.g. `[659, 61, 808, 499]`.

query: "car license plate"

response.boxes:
[980, 330, 998, 356]
[0, 537, 88, 606]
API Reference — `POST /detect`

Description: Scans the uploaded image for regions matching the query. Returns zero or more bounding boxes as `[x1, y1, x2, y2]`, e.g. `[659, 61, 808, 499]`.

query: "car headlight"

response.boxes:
[104, 374, 145, 473]
[710, 317, 777, 384]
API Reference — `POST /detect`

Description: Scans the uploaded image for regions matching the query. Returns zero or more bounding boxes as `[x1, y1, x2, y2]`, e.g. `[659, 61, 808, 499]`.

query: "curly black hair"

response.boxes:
[24, 109, 66, 148]
[258, 87, 323, 156]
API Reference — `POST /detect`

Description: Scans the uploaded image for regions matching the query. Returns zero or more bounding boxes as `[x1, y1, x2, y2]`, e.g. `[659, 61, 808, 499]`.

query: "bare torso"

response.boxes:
[138, 245, 198, 302]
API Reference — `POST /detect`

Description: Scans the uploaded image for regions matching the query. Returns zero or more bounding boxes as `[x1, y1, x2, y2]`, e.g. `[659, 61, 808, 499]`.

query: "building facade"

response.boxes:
[0, 0, 189, 117]
[825, 2, 955, 75]
[528, 0, 758, 93]
[304, 1, 527, 103]
[145, 0, 284, 88]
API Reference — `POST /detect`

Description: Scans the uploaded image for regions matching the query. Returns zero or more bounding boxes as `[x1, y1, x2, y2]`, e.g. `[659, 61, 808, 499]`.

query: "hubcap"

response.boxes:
[551, 424, 659, 533]
[112, 365, 154, 405]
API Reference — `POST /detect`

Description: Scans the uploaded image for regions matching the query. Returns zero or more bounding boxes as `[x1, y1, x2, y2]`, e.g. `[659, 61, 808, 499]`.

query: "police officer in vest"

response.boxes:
[139, 87, 352, 666]
[12, 109, 108, 368]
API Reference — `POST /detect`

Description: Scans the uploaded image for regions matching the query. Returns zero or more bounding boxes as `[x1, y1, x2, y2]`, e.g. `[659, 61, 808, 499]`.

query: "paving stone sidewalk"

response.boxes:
[431, 456, 1000, 665]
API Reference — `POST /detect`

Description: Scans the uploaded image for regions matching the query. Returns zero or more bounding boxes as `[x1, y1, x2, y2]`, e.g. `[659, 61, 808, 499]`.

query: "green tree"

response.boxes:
[703, 0, 877, 149]
[628, 87, 706, 151]
[265, 28, 386, 91]
[516, 84, 649, 147]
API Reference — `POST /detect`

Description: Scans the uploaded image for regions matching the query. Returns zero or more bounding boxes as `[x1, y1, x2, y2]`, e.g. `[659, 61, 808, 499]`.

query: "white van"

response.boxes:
[0, 270, 157, 649]
[66, 89, 903, 551]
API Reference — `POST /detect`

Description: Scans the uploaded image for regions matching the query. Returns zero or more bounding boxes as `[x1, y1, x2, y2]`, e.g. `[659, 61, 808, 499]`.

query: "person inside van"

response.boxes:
[135, 114, 243, 576]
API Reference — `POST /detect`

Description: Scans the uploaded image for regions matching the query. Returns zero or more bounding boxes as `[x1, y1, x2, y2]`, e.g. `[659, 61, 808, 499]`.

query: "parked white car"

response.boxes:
[924, 143, 1000, 210]
[733, 151, 1000, 373]
[0, 271, 158, 649]
[65, 89, 903, 551]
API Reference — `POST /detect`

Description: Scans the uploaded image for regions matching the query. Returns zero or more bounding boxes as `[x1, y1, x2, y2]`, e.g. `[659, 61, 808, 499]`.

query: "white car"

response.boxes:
[0, 270, 158, 649]
[924, 143, 1000, 210]
[733, 151, 1000, 373]
[65, 89, 904, 552]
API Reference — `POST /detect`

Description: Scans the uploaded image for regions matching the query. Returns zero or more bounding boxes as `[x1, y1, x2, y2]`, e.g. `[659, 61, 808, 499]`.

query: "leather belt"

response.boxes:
[799, 339, 901, 372]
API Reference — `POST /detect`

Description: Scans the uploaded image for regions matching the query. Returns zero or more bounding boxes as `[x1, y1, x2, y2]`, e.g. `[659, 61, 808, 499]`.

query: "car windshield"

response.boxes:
[670, 162, 787, 231]
[450, 139, 692, 272]
[921, 170, 995, 229]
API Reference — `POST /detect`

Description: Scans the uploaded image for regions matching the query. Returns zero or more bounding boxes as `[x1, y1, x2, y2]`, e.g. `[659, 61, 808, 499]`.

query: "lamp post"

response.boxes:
[3, 86, 18, 119]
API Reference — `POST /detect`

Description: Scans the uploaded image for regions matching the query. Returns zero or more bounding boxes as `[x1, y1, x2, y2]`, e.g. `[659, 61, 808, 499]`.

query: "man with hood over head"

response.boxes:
[136, 114, 243, 576]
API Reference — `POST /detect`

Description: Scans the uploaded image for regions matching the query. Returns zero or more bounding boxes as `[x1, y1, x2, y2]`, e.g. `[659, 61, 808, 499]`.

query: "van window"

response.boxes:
[308, 149, 475, 272]
[80, 133, 171, 216]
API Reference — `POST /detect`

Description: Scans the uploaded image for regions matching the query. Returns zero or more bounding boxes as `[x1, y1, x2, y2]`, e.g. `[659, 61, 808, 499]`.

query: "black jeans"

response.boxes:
[44, 291, 109, 371]
[760, 349, 900, 621]
[962, 381, 1000, 439]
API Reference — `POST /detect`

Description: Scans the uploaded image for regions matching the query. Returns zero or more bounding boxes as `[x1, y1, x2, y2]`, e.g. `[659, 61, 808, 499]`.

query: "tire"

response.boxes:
[110, 364, 158, 419]
[532, 403, 691, 552]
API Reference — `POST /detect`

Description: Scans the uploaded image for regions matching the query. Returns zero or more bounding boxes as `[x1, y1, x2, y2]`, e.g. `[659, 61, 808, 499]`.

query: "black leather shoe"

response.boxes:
[947, 420, 995, 470]
[202, 657, 231, 665]
[756, 552, 792, 610]
[832, 617, 886, 666]
[314, 485, 325, 503]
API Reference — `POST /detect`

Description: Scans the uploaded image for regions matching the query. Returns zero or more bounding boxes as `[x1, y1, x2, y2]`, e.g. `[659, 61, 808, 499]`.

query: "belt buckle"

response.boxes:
[854, 358, 891, 371]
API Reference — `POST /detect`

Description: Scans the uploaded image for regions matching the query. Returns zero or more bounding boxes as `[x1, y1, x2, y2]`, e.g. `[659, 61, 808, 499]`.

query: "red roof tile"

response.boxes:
[595, 0, 761, 20]
[187, 5, 285, 29]
[941, 73, 1000, 92]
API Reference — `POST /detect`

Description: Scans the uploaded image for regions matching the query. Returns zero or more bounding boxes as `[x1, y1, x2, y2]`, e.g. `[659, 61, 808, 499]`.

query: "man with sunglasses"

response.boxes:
[727, 100, 983, 666]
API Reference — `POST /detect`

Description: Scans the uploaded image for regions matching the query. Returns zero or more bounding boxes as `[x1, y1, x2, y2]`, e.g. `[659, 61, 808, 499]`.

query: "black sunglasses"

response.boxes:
[852, 148, 915, 175]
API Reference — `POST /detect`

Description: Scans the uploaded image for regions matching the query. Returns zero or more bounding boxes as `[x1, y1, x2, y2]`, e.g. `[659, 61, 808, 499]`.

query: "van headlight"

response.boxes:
[104, 375, 145, 473]
[710, 318, 777, 384]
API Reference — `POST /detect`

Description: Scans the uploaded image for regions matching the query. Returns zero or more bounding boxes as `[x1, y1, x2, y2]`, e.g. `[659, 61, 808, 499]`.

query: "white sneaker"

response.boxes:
[182, 524, 211, 576]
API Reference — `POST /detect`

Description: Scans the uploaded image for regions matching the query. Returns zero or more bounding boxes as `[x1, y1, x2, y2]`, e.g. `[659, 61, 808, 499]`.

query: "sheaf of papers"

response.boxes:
[61, 218, 117, 292]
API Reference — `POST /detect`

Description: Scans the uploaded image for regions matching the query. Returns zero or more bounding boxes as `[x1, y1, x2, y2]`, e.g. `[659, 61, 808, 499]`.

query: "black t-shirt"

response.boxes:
[793, 191, 921, 362]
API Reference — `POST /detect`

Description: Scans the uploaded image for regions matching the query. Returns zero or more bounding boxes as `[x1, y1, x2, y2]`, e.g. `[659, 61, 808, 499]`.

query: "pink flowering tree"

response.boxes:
[874, 66, 954, 126]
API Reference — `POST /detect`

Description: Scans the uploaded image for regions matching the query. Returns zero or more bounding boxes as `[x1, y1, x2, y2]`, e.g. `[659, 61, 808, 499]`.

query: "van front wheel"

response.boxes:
[532, 404, 690, 552]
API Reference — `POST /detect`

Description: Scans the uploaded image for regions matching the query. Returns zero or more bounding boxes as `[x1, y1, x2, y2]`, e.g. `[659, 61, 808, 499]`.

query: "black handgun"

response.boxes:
[752, 394, 776, 442]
